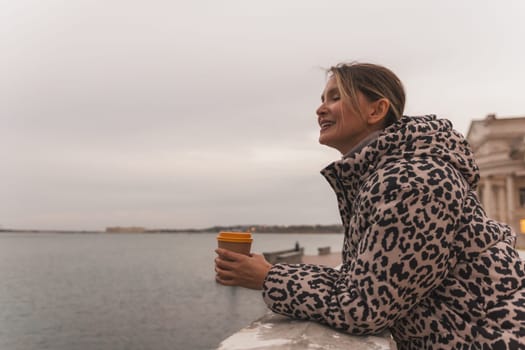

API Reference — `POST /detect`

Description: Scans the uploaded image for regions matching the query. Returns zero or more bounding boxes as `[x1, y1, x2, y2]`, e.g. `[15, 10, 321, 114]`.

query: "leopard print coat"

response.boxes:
[262, 115, 525, 349]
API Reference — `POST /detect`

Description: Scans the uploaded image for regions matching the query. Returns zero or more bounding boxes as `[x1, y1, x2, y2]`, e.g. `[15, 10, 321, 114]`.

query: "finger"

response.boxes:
[216, 248, 240, 260]
[215, 257, 234, 270]
[216, 276, 235, 286]
[215, 265, 235, 279]
[216, 272, 234, 281]
[216, 248, 246, 262]
[215, 273, 236, 285]
[214, 264, 230, 276]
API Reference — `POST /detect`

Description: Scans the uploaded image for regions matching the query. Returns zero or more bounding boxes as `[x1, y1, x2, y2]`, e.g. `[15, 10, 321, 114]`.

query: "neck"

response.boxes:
[342, 130, 382, 158]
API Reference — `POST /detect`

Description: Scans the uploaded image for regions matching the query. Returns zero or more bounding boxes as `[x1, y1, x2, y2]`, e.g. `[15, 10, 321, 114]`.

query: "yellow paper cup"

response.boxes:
[217, 232, 252, 256]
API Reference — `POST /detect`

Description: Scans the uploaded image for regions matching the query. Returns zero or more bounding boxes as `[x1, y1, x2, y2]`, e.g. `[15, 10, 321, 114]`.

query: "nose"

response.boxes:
[316, 102, 327, 117]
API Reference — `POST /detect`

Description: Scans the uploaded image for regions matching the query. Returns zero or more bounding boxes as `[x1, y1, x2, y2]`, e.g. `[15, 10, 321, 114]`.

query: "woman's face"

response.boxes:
[316, 77, 374, 154]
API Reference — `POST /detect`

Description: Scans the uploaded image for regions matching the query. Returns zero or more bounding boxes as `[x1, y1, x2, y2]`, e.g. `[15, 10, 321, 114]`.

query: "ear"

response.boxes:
[367, 98, 390, 126]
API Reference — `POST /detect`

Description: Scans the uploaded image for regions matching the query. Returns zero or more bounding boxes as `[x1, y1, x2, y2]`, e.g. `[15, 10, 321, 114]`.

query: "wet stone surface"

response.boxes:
[217, 311, 395, 350]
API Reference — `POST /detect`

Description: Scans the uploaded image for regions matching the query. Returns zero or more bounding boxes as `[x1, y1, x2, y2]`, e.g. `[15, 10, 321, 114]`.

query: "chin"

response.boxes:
[318, 137, 334, 150]
[319, 133, 333, 147]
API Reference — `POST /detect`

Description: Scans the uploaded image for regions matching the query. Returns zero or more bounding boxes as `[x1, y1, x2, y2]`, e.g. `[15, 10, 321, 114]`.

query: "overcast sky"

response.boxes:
[2, 0, 525, 231]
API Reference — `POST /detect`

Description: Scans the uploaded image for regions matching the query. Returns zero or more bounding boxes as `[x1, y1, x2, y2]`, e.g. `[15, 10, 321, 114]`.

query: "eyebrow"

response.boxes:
[321, 87, 339, 102]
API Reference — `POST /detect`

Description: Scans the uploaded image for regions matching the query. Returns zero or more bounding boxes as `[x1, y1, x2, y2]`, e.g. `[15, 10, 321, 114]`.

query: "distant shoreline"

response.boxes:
[0, 229, 103, 234]
[0, 224, 344, 235]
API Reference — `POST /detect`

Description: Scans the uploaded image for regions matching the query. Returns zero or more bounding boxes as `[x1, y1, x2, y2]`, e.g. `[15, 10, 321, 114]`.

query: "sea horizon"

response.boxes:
[0, 223, 344, 234]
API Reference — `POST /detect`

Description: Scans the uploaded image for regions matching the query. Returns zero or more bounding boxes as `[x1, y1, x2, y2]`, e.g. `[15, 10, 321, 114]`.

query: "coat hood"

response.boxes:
[322, 115, 480, 198]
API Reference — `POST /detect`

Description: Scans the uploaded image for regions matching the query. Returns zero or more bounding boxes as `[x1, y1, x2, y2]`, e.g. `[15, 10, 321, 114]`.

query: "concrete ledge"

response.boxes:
[217, 311, 396, 350]
[263, 248, 304, 264]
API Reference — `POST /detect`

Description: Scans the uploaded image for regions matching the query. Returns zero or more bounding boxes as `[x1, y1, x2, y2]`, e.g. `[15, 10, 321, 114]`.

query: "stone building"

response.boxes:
[466, 114, 525, 249]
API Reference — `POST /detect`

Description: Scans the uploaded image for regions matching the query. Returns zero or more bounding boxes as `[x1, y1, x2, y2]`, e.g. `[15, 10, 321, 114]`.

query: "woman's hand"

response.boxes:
[215, 248, 272, 290]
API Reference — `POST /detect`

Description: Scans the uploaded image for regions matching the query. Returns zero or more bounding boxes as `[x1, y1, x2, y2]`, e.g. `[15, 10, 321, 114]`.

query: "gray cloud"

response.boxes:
[2, 0, 525, 230]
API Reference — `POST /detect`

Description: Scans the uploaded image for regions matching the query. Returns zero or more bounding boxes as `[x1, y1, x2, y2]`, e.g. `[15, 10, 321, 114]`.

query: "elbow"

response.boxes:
[337, 305, 396, 335]
[343, 318, 391, 335]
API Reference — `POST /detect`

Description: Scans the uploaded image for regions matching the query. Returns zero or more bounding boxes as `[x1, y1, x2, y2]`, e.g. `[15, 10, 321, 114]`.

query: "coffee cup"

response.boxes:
[217, 231, 252, 256]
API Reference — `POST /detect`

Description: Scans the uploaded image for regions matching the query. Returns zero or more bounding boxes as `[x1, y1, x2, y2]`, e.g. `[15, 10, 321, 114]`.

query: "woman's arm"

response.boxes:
[263, 163, 465, 335]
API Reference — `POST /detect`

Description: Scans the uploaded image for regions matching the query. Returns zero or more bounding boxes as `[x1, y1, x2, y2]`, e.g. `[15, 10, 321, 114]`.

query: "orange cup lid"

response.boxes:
[217, 231, 253, 243]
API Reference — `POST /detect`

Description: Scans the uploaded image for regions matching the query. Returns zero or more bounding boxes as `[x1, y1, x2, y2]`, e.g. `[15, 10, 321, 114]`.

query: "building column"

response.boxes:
[483, 177, 494, 217]
[497, 184, 507, 223]
[506, 174, 515, 226]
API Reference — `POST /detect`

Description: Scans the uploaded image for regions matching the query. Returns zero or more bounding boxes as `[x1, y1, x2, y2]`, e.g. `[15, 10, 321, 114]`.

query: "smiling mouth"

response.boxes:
[320, 120, 335, 131]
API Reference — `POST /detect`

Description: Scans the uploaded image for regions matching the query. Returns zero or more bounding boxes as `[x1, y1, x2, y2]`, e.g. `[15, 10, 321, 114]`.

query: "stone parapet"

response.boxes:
[217, 311, 396, 350]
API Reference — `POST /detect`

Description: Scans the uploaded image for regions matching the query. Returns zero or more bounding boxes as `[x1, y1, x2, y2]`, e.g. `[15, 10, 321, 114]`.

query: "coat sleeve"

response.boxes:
[262, 170, 464, 335]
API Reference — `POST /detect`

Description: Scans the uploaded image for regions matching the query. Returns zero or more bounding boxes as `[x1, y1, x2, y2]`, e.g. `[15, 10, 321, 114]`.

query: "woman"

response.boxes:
[215, 62, 525, 349]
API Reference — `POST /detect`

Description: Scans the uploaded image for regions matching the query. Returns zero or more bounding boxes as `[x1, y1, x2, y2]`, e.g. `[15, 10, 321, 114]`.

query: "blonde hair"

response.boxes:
[329, 62, 405, 127]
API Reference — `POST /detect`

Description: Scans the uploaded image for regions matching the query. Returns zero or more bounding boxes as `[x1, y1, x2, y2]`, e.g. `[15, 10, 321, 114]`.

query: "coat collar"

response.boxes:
[320, 115, 480, 203]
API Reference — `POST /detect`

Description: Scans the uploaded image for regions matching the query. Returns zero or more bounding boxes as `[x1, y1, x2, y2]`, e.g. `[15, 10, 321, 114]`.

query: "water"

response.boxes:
[0, 232, 343, 350]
